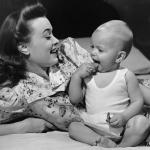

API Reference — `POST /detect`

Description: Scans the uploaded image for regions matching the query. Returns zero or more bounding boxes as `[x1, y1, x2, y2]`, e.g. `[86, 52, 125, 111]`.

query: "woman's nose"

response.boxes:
[52, 35, 59, 45]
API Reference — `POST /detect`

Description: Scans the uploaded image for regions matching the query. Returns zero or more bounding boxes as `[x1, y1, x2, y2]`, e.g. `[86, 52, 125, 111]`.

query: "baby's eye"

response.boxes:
[98, 49, 103, 52]
[90, 45, 94, 49]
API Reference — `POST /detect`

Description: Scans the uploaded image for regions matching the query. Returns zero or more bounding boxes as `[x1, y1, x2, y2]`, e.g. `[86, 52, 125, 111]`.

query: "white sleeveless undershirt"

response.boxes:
[80, 68, 130, 137]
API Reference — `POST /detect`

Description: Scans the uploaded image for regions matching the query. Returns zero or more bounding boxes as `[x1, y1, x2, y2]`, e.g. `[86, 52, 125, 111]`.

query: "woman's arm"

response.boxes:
[27, 98, 82, 131]
[0, 118, 55, 136]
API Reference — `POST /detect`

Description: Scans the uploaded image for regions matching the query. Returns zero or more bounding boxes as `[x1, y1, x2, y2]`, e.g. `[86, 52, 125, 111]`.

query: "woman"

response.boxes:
[0, 2, 149, 146]
[0, 2, 91, 134]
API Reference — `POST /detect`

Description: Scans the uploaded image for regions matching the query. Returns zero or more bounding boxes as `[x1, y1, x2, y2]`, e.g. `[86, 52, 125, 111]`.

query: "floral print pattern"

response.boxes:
[0, 38, 91, 127]
[0, 37, 150, 135]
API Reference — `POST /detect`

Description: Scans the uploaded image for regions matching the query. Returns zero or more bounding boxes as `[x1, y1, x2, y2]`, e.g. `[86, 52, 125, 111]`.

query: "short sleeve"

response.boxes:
[62, 37, 93, 66]
[0, 87, 27, 111]
[0, 86, 27, 123]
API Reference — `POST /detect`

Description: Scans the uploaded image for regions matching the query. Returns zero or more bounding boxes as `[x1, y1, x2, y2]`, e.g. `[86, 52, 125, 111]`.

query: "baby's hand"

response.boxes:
[108, 113, 126, 128]
[75, 63, 98, 79]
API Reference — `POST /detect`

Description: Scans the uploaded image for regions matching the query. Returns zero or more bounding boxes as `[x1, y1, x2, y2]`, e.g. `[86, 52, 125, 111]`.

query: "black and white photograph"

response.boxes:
[0, 0, 150, 149]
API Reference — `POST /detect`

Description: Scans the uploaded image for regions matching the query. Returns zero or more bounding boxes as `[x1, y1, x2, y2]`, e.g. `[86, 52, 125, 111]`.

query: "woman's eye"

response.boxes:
[45, 36, 51, 40]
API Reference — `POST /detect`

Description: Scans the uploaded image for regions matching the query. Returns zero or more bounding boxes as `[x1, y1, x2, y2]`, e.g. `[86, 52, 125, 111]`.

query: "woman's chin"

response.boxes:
[47, 57, 58, 67]
[51, 60, 59, 66]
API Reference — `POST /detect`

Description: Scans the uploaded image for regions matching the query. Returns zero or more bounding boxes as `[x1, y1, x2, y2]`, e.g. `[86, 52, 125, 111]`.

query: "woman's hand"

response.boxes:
[20, 118, 56, 133]
[0, 118, 56, 136]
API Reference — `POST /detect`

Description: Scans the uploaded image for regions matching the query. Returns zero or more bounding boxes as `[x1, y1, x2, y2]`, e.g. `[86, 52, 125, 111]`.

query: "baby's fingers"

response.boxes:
[87, 64, 98, 73]
[109, 120, 119, 127]
[109, 116, 118, 124]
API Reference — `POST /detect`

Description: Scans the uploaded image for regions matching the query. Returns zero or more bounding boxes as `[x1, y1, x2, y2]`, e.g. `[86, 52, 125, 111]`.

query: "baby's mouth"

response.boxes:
[91, 59, 102, 72]
[92, 58, 99, 64]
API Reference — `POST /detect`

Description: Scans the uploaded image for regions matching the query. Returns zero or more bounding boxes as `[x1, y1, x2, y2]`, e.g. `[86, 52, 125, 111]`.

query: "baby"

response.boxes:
[68, 20, 146, 147]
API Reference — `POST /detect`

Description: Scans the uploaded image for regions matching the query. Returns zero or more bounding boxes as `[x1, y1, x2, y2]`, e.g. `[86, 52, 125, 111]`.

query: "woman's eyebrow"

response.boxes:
[43, 28, 52, 34]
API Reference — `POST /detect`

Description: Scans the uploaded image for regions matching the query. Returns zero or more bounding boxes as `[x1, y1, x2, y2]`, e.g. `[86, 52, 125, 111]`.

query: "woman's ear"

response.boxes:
[17, 43, 30, 55]
[115, 51, 126, 63]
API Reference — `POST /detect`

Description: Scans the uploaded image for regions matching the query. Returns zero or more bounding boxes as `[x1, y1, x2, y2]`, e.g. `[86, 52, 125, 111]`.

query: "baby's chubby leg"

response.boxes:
[69, 122, 117, 147]
[118, 115, 150, 147]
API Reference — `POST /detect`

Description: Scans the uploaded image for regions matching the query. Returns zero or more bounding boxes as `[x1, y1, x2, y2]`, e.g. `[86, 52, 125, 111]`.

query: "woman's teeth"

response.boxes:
[50, 48, 57, 54]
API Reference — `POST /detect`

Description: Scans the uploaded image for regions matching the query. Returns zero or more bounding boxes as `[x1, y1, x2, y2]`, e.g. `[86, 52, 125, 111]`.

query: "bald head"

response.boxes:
[95, 20, 133, 56]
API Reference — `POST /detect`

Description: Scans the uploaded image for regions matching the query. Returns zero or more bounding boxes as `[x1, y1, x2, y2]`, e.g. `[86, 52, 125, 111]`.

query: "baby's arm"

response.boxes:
[69, 63, 96, 105]
[69, 71, 84, 105]
[110, 71, 144, 127]
[123, 71, 144, 120]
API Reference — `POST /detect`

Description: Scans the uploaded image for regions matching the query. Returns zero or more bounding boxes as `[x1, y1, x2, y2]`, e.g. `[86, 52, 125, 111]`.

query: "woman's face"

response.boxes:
[26, 17, 59, 68]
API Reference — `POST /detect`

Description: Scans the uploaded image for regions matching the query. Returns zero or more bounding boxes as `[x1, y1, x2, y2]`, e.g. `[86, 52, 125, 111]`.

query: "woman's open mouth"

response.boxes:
[50, 47, 58, 54]
[50, 44, 64, 63]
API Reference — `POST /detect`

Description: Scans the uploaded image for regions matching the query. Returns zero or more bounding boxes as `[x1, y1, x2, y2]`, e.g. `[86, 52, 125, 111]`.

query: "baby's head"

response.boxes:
[91, 20, 133, 72]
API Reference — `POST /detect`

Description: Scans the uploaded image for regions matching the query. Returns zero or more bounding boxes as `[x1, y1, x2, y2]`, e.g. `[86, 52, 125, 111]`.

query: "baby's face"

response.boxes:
[90, 30, 123, 72]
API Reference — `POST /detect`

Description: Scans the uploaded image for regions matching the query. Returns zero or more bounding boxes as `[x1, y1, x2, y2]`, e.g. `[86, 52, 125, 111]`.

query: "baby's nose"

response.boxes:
[92, 48, 98, 54]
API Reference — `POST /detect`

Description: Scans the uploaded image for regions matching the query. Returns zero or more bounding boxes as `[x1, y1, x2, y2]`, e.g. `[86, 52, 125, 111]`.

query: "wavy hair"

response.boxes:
[0, 2, 46, 87]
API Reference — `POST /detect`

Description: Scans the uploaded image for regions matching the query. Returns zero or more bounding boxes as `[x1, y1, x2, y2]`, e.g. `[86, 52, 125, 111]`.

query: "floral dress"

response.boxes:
[0, 37, 92, 130]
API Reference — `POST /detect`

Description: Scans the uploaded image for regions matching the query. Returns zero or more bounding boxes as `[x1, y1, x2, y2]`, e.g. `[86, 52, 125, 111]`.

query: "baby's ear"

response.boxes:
[17, 43, 30, 55]
[115, 51, 126, 63]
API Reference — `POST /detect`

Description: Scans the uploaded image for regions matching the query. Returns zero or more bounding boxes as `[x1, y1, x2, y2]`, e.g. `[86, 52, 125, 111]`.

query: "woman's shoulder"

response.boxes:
[0, 83, 27, 113]
[0, 72, 53, 105]
[0, 73, 39, 123]
[0, 76, 30, 102]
